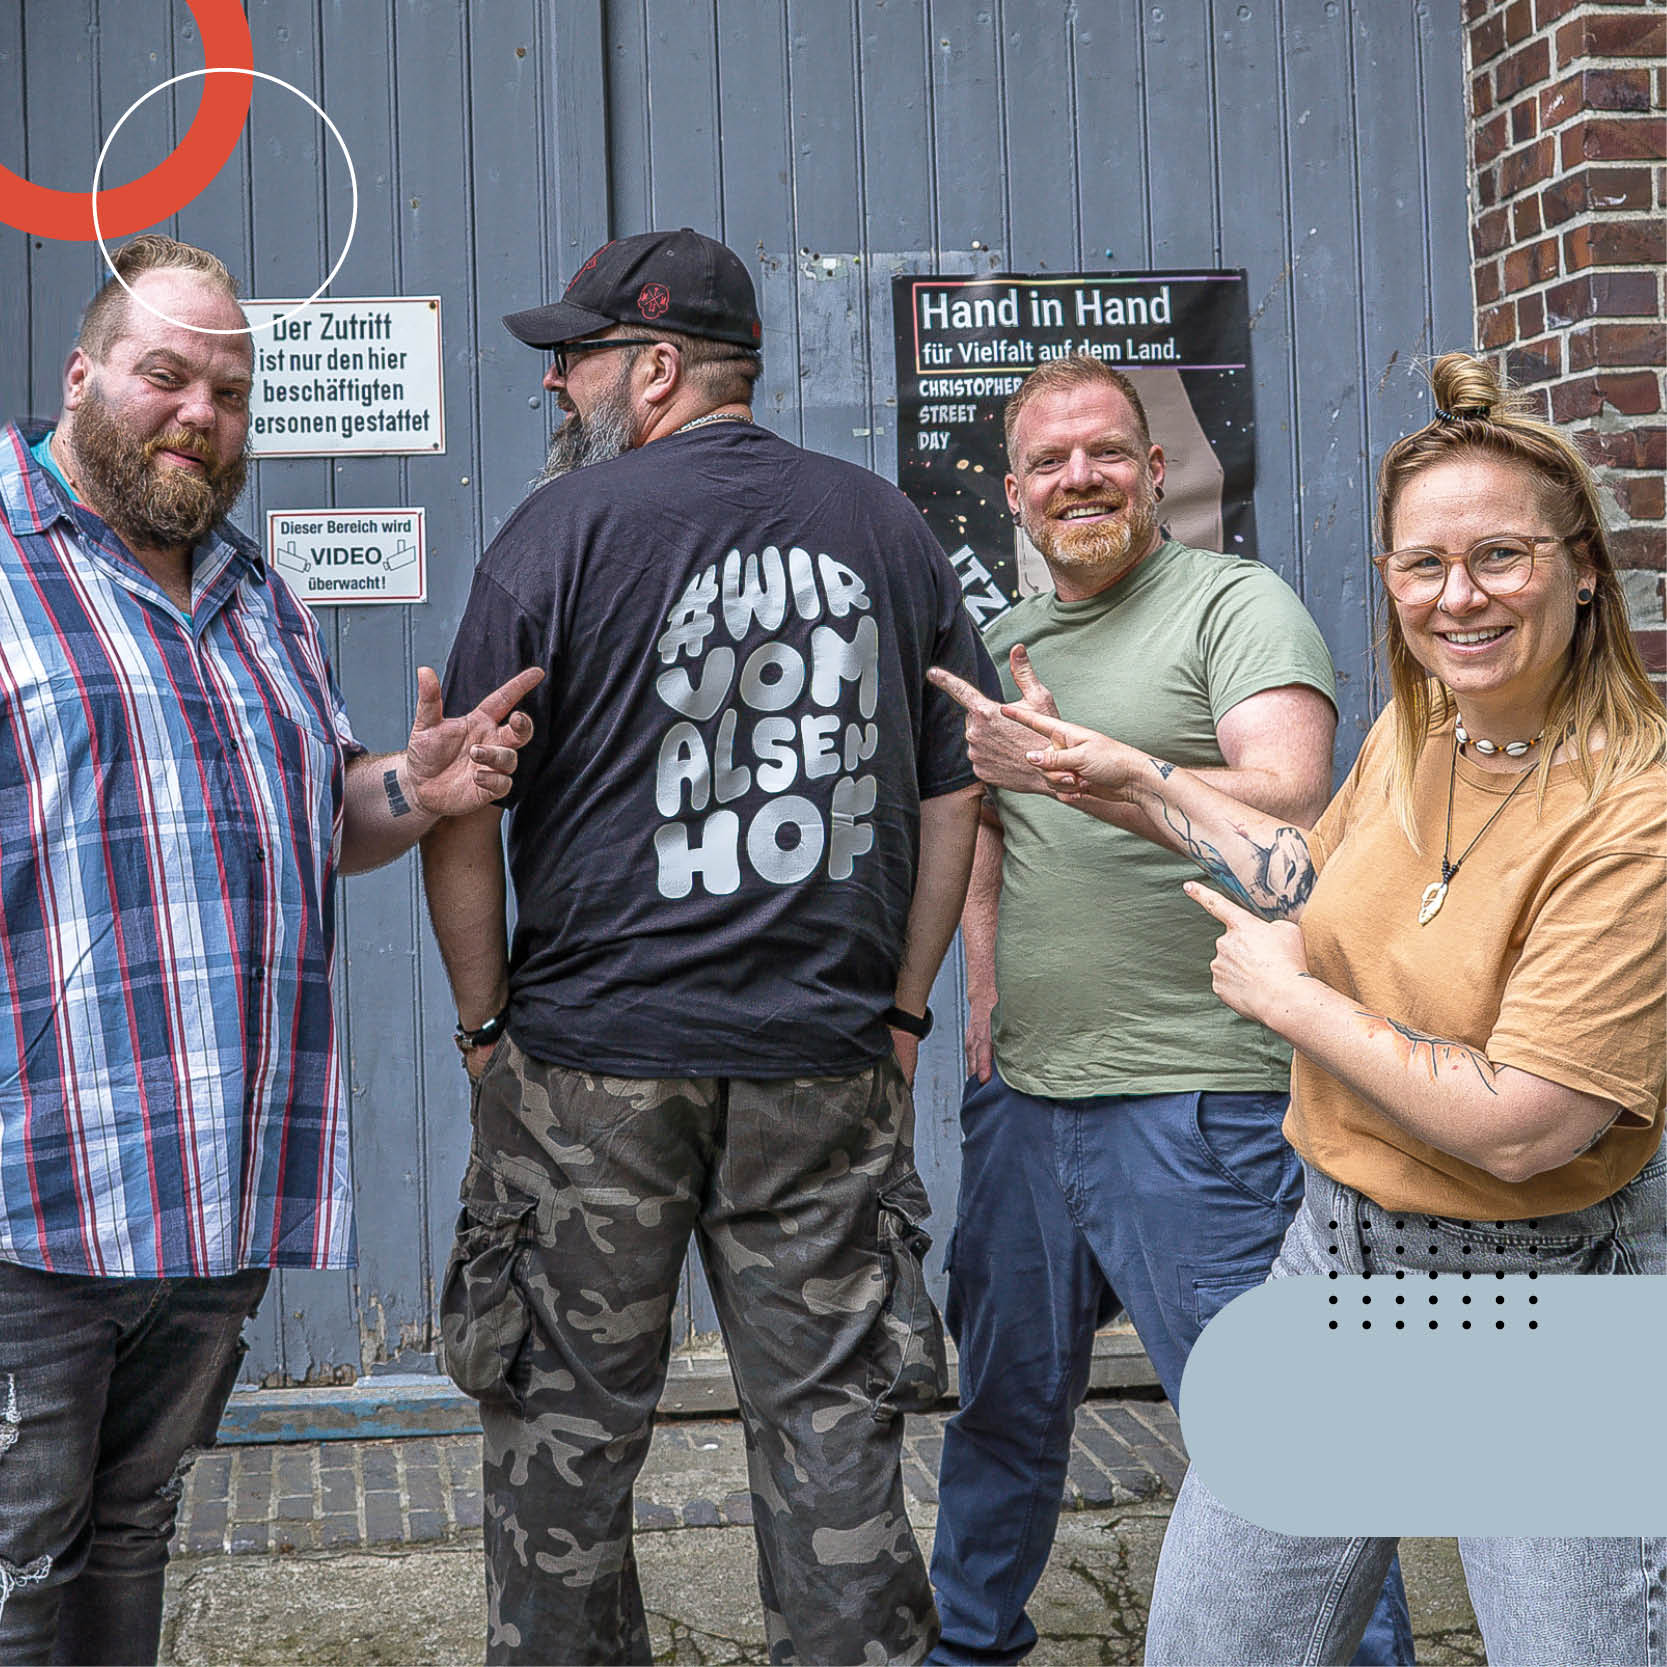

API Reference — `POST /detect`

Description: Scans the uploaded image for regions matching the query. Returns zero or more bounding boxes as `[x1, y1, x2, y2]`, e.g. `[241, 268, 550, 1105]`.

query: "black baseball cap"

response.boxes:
[503, 228, 762, 351]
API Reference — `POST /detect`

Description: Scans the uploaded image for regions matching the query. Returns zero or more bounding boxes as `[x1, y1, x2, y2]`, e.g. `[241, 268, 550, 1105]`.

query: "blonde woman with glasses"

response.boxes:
[933, 351, 1665, 1664]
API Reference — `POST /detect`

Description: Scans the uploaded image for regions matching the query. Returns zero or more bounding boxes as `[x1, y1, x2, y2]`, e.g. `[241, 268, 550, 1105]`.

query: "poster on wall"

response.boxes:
[892, 270, 1255, 631]
[244, 296, 445, 457]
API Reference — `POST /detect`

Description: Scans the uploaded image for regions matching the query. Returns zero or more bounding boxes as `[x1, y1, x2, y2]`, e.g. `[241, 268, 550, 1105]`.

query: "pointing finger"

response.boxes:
[476, 665, 546, 724]
[1182, 880, 1254, 927]
[927, 666, 992, 714]
[1008, 645, 1057, 714]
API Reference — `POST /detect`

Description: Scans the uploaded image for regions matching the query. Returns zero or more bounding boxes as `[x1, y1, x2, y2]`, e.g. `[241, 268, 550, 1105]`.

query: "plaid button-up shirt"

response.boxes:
[0, 421, 360, 1277]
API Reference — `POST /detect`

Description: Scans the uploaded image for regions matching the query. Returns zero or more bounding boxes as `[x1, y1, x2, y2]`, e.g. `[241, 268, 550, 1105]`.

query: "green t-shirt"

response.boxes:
[985, 539, 1337, 1098]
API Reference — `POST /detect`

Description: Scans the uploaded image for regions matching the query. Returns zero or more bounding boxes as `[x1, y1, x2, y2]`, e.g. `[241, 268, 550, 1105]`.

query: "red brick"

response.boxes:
[1544, 269, 1660, 326]
[1480, 301, 1518, 349]
[1565, 218, 1667, 269]
[1504, 235, 1561, 289]
[1612, 473, 1666, 520]
[1512, 192, 1544, 239]
[1512, 98, 1539, 143]
[1580, 425, 1667, 471]
[1563, 116, 1667, 165]
[1550, 375, 1604, 421]
[1541, 68, 1655, 128]
[1503, 0, 1533, 44]
[1505, 337, 1563, 384]
[1590, 321, 1667, 364]
[1596, 370, 1663, 414]
[1557, 12, 1666, 65]
[1472, 68, 1496, 119]
[1518, 289, 1546, 335]
[1541, 164, 1655, 224]
[1612, 527, 1667, 573]
[1471, 11, 1507, 64]
[1637, 628, 1666, 675]
[1501, 135, 1558, 194]
[1533, 0, 1582, 23]
[1496, 38, 1552, 102]
[1476, 259, 1505, 306]
[1475, 204, 1513, 257]
[1475, 110, 1511, 166]
[1478, 165, 1501, 208]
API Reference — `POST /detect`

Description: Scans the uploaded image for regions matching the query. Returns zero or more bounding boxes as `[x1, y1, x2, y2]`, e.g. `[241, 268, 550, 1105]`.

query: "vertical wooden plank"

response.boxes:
[605, 0, 653, 231]
[24, 0, 106, 415]
[1282, 0, 1373, 760]
[1143, 0, 1221, 266]
[1419, 0, 1476, 369]
[644, 0, 722, 230]
[391, 0, 497, 1357]
[715, 0, 797, 440]
[549, 0, 612, 278]
[1211, 0, 1299, 590]
[0, 6, 32, 419]
[240, 0, 358, 1383]
[95, 1, 176, 228]
[999, 0, 1081, 271]
[787, 0, 869, 464]
[1072, 0, 1151, 271]
[927, 0, 1006, 255]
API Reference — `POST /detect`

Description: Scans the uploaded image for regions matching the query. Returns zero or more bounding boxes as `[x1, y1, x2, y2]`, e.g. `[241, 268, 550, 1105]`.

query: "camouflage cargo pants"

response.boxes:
[439, 1036, 947, 1666]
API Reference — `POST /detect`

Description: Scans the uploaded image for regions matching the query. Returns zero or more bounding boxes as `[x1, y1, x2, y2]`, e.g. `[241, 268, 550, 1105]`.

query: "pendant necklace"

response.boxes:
[1418, 733, 1540, 925]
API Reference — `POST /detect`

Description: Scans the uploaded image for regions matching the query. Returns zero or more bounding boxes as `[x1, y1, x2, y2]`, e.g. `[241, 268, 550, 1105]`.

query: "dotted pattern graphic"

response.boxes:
[1323, 1215, 1543, 1331]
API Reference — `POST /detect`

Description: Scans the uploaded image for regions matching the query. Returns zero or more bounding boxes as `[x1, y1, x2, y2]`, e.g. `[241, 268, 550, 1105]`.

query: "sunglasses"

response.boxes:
[548, 337, 662, 377]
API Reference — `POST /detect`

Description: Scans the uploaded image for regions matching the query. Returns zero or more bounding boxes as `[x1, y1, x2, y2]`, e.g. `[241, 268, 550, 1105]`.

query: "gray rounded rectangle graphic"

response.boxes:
[1181, 1275, 1667, 1535]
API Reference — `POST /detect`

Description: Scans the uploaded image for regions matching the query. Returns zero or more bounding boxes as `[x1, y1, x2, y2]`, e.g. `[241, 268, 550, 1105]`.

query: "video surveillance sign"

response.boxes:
[266, 509, 427, 607]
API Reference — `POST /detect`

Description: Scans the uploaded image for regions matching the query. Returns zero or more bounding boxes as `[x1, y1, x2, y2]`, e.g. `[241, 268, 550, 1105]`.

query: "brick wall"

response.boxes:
[1465, 0, 1666, 689]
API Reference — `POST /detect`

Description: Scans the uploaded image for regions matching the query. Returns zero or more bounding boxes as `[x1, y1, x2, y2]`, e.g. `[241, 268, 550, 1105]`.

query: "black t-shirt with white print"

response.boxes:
[442, 421, 996, 1078]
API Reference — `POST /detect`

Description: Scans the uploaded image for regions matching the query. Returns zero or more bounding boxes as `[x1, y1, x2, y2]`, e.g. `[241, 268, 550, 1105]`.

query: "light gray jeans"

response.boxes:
[1146, 1149, 1667, 1666]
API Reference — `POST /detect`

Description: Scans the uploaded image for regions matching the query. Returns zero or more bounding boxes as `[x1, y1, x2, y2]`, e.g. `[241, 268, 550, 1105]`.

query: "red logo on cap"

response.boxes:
[638, 282, 671, 319]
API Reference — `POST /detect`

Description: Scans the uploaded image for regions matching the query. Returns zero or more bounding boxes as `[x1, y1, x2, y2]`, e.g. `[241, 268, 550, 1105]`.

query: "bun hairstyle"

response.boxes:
[1375, 352, 1665, 842]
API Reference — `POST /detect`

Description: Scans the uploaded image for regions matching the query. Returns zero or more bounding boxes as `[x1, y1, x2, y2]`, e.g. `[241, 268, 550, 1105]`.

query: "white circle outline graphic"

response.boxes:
[91, 67, 359, 336]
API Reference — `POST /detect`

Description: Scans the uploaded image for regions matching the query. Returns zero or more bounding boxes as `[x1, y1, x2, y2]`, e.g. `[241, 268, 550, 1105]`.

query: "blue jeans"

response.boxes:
[0, 1260, 269, 1664]
[929, 1073, 1413, 1664]
[1146, 1152, 1667, 1665]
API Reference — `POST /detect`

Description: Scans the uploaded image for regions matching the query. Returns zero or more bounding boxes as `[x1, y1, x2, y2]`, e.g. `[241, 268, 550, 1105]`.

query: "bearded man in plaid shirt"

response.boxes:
[0, 235, 541, 1664]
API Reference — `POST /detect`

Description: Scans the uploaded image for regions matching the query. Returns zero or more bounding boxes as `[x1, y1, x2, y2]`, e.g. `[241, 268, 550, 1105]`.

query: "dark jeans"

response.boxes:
[0, 1260, 269, 1665]
[928, 1072, 1413, 1665]
[440, 1037, 944, 1665]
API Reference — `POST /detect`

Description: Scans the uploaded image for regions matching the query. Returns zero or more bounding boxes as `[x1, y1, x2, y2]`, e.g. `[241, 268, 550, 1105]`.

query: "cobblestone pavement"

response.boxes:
[170, 1396, 1186, 1556]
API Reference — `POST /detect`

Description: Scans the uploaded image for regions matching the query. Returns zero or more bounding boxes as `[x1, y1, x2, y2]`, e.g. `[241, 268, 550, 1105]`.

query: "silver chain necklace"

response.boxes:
[675, 411, 752, 435]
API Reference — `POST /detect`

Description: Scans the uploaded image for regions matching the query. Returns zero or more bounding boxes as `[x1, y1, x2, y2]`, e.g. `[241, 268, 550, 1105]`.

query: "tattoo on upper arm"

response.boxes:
[1363, 1011, 1499, 1096]
[1156, 801, 1316, 920]
[384, 767, 412, 818]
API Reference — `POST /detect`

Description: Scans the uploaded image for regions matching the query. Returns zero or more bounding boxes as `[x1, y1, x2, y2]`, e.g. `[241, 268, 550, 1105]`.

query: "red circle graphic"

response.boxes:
[638, 283, 671, 320]
[0, 0, 254, 241]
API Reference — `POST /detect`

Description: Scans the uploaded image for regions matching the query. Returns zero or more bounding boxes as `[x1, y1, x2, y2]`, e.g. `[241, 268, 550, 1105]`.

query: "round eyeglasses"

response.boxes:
[1371, 534, 1562, 606]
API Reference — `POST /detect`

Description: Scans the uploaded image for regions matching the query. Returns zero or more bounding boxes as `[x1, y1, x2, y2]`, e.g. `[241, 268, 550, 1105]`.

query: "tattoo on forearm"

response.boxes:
[384, 767, 412, 818]
[1363, 1011, 1499, 1096]
[1156, 800, 1316, 920]
[1152, 758, 1176, 780]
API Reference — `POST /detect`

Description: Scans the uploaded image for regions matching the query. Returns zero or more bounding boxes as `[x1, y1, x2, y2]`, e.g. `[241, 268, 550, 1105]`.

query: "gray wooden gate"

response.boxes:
[2, 0, 1472, 1388]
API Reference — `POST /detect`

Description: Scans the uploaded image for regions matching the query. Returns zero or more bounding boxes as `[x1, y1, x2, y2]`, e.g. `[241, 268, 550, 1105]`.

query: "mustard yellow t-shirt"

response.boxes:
[1287, 706, 1665, 1220]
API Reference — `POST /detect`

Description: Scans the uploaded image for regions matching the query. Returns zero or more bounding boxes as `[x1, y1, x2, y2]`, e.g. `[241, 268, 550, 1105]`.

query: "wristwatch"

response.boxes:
[883, 1003, 934, 1040]
[454, 1009, 509, 1055]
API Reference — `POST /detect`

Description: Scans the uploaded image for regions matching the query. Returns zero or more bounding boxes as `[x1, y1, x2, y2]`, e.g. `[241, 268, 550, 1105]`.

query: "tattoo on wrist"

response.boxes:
[1153, 758, 1176, 780]
[1156, 801, 1316, 920]
[384, 767, 412, 818]
[1363, 1011, 1498, 1096]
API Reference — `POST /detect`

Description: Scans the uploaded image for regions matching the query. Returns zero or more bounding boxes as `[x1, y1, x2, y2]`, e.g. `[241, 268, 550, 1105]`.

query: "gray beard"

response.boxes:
[535, 384, 638, 484]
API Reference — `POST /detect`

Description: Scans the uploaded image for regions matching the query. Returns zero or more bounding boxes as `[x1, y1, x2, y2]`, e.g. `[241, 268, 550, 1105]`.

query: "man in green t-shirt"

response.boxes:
[925, 355, 1412, 1665]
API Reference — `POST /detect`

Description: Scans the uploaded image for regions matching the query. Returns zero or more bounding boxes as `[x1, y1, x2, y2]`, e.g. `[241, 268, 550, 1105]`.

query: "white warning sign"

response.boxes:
[244, 297, 445, 457]
[266, 509, 427, 607]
